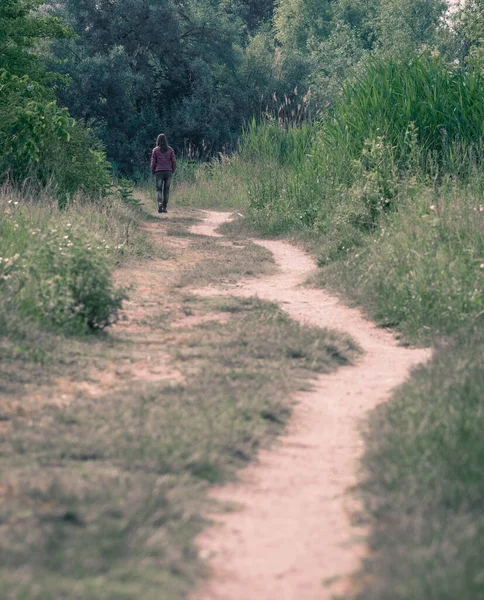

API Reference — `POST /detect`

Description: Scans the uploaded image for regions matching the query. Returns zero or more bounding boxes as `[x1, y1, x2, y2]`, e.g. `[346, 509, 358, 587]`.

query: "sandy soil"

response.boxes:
[190, 211, 229, 238]
[190, 211, 431, 600]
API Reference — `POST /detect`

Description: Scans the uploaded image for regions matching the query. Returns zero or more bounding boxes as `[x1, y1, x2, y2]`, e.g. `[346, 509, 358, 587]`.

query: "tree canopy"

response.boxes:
[3, 0, 482, 177]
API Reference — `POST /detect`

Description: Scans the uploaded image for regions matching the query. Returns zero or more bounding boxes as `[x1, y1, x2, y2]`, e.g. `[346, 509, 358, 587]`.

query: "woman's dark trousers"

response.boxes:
[155, 171, 172, 211]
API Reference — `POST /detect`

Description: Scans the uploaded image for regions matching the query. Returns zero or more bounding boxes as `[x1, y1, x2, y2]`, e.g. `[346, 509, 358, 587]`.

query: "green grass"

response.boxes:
[174, 156, 251, 209]
[0, 302, 357, 600]
[352, 320, 484, 600]
[317, 175, 484, 343]
[322, 55, 484, 177]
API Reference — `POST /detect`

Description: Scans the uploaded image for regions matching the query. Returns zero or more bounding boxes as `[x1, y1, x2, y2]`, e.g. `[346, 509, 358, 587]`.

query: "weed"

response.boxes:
[0, 185, 156, 355]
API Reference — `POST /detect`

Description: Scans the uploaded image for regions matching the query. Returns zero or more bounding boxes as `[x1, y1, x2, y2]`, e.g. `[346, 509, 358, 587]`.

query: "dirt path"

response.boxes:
[190, 211, 431, 600]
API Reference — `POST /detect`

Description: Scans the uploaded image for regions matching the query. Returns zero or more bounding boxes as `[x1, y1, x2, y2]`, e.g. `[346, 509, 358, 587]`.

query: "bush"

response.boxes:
[0, 188, 128, 335]
[0, 70, 111, 200]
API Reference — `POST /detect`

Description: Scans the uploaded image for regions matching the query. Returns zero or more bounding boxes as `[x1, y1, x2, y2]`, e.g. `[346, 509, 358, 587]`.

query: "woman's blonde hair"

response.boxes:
[156, 133, 169, 152]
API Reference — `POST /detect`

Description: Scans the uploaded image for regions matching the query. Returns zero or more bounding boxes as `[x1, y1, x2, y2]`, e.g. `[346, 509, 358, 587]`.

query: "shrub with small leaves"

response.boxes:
[1, 197, 125, 334]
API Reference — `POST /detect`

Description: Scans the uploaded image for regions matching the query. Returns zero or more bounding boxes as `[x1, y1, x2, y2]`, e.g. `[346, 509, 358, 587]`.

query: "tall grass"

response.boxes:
[320, 54, 484, 178]
[230, 54, 484, 341]
[174, 155, 251, 209]
[319, 174, 484, 341]
[354, 319, 484, 600]
[239, 55, 484, 233]
[241, 118, 316, 168]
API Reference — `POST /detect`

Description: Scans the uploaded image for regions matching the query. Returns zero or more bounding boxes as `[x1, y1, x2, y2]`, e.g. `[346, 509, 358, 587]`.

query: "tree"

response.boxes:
[222, 0, 275, 35]
[0, 0, 110, 197]
[273, 0, 449, 106]
[0, 0, 71, 81]
[375, 0, 448, 57]
[455, 0, 484, 71]
[51, 0, 270, 174]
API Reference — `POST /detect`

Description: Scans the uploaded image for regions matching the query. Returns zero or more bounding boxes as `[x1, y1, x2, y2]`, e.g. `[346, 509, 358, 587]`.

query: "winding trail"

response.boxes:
[190, 211, 431, 600]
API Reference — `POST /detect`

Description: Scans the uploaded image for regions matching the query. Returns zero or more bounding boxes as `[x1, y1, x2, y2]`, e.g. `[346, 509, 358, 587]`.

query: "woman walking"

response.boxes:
[151, 134, 177, 213]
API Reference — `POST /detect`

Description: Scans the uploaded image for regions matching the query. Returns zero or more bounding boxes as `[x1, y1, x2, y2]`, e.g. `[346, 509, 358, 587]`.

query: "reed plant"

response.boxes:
[319, 54, 484, 178]
[174, 155, 252, 209]
[240, 118, 317, 167]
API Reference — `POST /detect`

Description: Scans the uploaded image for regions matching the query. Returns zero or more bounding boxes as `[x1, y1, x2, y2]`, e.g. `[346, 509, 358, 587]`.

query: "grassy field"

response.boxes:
[0, 198, 357, 599]
[3, 50, 483, 597]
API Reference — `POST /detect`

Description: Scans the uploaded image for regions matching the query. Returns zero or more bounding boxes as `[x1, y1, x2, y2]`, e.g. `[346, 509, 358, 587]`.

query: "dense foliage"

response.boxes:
[0, 0, 110, 198]
[0, 70, 110, 197]
[0, 184, 153, 339]
[0, 0, 70, 81]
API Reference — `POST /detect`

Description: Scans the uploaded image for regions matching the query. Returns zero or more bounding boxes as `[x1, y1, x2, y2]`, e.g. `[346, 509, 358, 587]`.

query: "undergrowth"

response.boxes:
[317, 175, 484, 342]
[174, 156, 250, 209]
